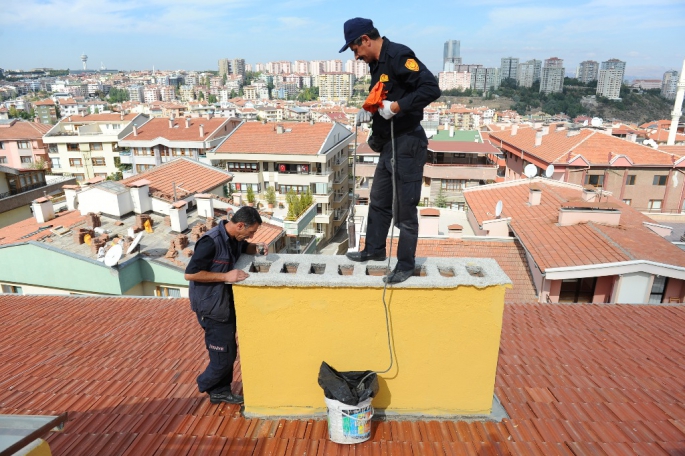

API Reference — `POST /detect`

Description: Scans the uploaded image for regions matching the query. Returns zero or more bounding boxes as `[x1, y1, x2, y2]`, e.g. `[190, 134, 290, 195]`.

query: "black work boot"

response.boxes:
[209, 391, 244, 404]
[383, 268, 413, 284]
[346, 250, 387, 262]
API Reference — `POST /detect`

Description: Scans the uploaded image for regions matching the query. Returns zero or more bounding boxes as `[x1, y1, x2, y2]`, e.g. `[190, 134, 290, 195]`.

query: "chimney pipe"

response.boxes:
[199, 124, 205, 138]
[120, 113, 124, 121]
[277, 124, 284, 134]
[133, 124, 138, 136]
[541, 124, 550, 135]
[169, 117, 173, 128]
[32, 197, 55, 223]
[511, 124, 518, 136]
[535, 131, 543, 146]
[185, 118, 191, 128]
[628, 133, 637, 142]
[528, 187, 542, 206]
[582, 187, 597, 202]
[449, 125, 455, 137]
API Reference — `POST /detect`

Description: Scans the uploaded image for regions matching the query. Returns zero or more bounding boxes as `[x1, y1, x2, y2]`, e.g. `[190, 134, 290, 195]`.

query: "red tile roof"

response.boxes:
[119, 158, 232, 201]
[121, 117, 232, 142]
[0, 210, 86, 246]
[214, 122, 343, 155]
[60, 113, 138, 122]
[33, 99, 56, 106]
[2, 295, 684, 455]
[464, 180, 685, 270]
[489, 128, 682, 166]
[0, 121, 52, 140]
[251, 221, 285, 246]
[428, 141, 499, 153]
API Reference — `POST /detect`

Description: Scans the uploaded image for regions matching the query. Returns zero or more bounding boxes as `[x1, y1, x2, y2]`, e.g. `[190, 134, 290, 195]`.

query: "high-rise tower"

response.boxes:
[81, 53, 88, 70]
[443, 40, 461, 71]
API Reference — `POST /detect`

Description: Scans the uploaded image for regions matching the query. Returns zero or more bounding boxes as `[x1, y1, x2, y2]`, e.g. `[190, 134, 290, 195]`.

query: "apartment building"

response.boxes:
[500, 57, 519, 82]
[632, 79, 662, 90]
[316, 73, 354, 101]
[539, 57, 565, 94]
[662, 70, 679, 100]
[597, 59, 626, 100]
[159, 85, 176, 102]
[345, 59, 369, 79]
[218, 58, 230, 77]
[489, 124, 685, 213]
[143, 86, 161, 103]
[43, 113, 148, 181]
[470, 68, 500, 92]
[438, 71, 471, 91]
[0, 120, 51, 169]
[33, 99, 59, 125]
[325, 60, 343, 73]
[516, 60, 541, 88]
[576, 60, 599, 83]
[118, 115, 240, 175]
[464, 179, 685, 304]
[207, 121, 354, 242]
[127, 85, 144, 103]
[294, 60, 309, 74]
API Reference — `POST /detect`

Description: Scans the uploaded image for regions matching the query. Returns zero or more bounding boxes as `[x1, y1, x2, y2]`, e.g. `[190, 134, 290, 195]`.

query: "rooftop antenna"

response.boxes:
[80, 53, 88, 71]
[104, 244, 123, 267]
[545, 164, 555, 179]
[524, 163, 537, 188]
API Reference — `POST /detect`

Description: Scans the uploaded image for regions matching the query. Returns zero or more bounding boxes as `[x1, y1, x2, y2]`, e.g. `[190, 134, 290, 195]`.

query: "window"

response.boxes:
[559, 277, 596, 303]
[626, 175, 636, 185]
[95, 173, 108, 178]
[67, 143, 79, 151]
[69, 158, 83, 167]
[48, 144, 58, 154]
[20, 157, 32, 164]
[623, 199, 631, 206]
[17, 141, 30, 149]
[73, 173, 85, 181]
[136, 164, 154, 173]
[51, 158, 61, 169]
[649, 276, 668, 304]
[653, 175, 667, 186]
[1, 284, 23, 294]
[91, 143, 103, 151]
[0, 156, 7, 164]
[585, 174, 604, 187]
[441, 179, 466, 191]
[0, 142, 4, 149]
[648, 200, 662, 211]
[92, 157, 106, 166]
[156, 286, 181, 298]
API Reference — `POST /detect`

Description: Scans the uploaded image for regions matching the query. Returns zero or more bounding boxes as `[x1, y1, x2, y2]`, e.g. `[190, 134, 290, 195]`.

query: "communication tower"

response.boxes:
[81, 53, 88, 70]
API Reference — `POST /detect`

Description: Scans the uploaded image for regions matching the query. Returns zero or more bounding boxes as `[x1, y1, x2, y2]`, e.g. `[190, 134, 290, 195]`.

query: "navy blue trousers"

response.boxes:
[196, 313, 237, 394]
[365, 128, 427, 272]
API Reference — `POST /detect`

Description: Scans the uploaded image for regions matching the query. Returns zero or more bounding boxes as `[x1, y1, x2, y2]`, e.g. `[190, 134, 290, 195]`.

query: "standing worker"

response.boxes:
[340, 18, 441, 283]
[184, 206, 265, 404]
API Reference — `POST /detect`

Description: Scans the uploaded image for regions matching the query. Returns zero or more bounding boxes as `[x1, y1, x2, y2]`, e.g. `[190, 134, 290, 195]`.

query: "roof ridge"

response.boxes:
[556, 129, 596, 162]
[586, 221, 635, 261]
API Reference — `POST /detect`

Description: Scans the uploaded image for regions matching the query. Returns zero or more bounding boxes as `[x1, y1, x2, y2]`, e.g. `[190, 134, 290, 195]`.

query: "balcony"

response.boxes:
[0, 182, 47, 200]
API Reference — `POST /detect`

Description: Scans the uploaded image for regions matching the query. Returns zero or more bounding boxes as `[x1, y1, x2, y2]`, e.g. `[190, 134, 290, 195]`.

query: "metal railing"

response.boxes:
[0, 182, 47, 199]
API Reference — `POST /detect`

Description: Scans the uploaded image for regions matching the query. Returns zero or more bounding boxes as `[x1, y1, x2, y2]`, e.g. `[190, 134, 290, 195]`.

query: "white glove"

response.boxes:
[379, 100, 396, 120]
[355, 109, 372, 125]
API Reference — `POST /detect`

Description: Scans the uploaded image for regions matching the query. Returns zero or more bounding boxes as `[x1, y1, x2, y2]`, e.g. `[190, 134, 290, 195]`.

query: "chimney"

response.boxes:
[528, 187, 542, 206]
[185, 117, 191, 128]
[556, 123, 566, 132]
[447, 224, 463, 240]
[232, 192, 242, 206]
[534, 131, 543, 146]
[606, 127, 613, 136]
[62, 185, 80, 211]
[32, 197, 55, 223]
[449, 125, 455, 137]
[195, 193, 214, 218]
[120, 113, 124, 121]
[511, 124, 518, 136]
[169, 117, 174, 128]
[169, 200, 188, 232]
[199, 124, 205, 138]
[482, 218, 511, 237]
[567, 128, 580, 137]
[206, 112, 213, 120]
[418, 208, 440, 236]
[68, 116, 72, 122]
[541, 124, 550, 135]
[628, 133, 637, 142]
[133, 124, 138, 136]
[128, 179, 152, 214]
[276, 124, 284, 134]
[582, 186, 597, 202]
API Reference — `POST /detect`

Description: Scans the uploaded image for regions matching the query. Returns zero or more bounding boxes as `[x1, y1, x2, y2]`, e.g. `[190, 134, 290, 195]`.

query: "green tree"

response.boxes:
[246, 186, 256, 204]
[30, 157, 48, 170]
[198, 91, 205, 101]
[435, 188, 447, 208]
[265, 185, 277, 206]
[208, 94, 217, 103]
[230, 89, 237, 98]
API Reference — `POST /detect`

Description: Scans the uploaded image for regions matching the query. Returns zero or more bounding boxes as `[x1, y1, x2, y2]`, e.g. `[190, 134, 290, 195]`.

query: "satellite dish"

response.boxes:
[127, 227, 134, 237]
[642, 140, 649, 145]
[104, 244, 123, 267]
[127, 232, 143, 254]
[583, 120, 589, 127]
[524, 164, 538, 179]
[545, 164, 555, 178]
[495, 200, 503, 218]
[590, 117, 603, 127]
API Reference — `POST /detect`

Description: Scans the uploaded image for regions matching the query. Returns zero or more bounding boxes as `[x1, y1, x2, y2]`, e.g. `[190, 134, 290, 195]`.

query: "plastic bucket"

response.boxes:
[324, 397, 374, 444]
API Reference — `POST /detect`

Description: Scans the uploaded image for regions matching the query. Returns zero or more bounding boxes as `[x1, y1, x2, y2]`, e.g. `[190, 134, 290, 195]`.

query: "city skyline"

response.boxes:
[1, 0, 684, 79]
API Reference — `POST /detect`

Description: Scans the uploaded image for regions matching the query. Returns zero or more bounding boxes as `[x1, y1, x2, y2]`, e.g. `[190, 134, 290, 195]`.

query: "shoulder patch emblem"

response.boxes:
[405, 59, 419, 71]
[379, 74, 389, 82]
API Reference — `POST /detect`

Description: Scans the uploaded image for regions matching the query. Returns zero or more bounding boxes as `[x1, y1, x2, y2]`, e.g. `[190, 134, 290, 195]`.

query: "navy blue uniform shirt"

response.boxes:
[368, 37, 441, 138]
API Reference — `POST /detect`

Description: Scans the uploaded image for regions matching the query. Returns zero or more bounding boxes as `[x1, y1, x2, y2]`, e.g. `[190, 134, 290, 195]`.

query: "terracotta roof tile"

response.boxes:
[122, 117, 232, 141]
[119, 158, 232, 201]
[214, 122, 347, 155]
[0, 120, 52, 140]
[0, 210, 86, 246]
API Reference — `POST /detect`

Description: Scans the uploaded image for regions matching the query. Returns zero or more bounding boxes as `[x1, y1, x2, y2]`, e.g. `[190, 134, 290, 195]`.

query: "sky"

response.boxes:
[1, 0, 684, 79]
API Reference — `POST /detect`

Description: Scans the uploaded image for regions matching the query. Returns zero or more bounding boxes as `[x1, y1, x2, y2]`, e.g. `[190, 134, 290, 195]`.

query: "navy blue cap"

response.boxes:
[339, 17, 374, 53]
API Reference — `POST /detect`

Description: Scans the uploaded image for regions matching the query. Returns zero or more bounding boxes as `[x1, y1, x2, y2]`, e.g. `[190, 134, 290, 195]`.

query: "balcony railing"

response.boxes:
[0, 182, 47, 199]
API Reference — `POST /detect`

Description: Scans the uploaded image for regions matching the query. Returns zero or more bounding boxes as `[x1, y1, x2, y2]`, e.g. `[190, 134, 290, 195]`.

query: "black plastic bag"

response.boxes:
[317, 361, 379, 406]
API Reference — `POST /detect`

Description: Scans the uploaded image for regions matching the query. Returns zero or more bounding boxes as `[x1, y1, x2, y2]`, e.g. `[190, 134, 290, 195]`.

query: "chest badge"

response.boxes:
[379, 74, 389, 82]
[405, 59, 419, 71]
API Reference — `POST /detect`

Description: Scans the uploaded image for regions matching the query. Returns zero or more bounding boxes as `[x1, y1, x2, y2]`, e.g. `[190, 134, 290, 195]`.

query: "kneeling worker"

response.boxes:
[340, 18, 441, 284]
[185, 206, 264, 404]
